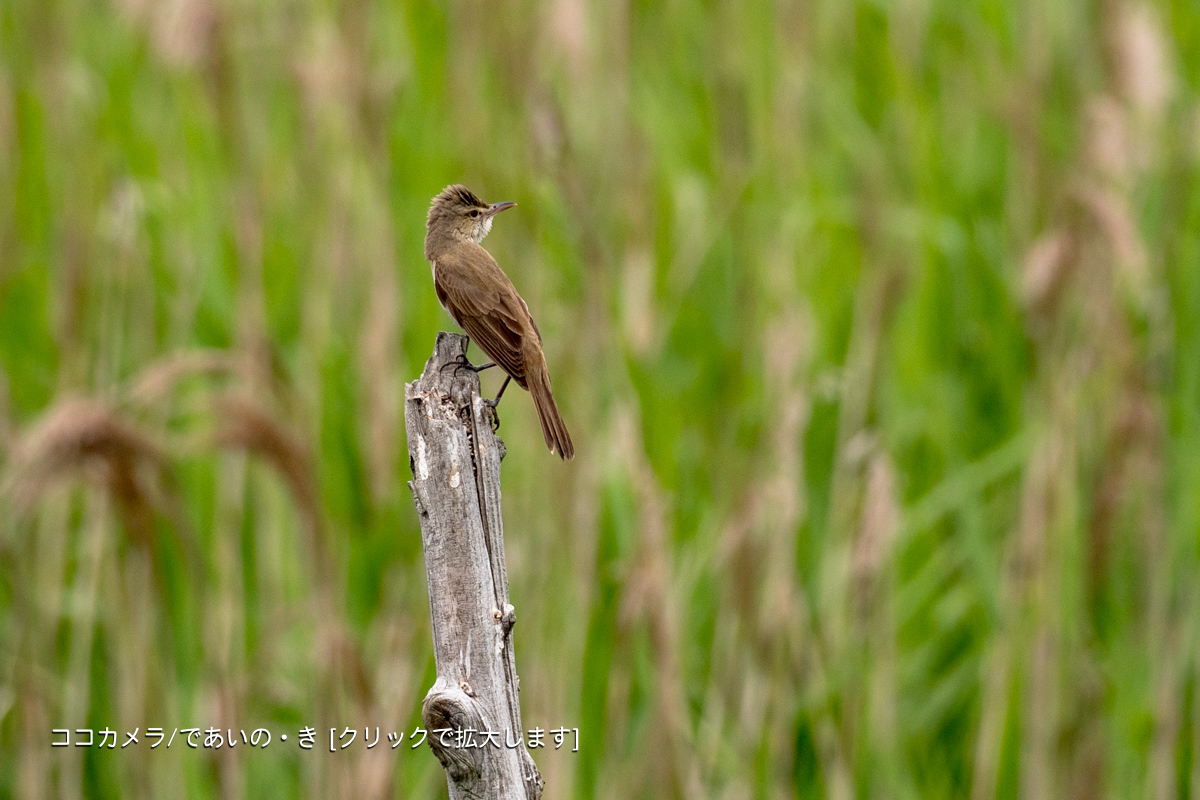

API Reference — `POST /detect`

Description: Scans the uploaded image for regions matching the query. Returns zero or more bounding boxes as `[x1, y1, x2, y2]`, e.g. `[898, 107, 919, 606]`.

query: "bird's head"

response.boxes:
[426, 185, 516, 245]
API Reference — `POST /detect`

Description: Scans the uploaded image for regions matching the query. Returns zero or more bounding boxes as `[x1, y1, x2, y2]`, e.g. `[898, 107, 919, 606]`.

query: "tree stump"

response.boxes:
[404, 332, 543, 800]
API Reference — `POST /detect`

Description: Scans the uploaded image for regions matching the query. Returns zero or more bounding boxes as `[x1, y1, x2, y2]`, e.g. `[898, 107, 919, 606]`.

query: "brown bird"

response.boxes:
[424, 185, 574, 460]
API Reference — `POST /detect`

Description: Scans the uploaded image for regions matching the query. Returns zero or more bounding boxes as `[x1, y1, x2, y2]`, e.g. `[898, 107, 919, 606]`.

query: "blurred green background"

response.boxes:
[2, 0, 1199, 797]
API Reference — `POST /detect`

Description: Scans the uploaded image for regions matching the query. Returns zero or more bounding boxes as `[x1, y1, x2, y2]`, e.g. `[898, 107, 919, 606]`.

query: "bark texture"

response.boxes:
[404, 332, 542, 800]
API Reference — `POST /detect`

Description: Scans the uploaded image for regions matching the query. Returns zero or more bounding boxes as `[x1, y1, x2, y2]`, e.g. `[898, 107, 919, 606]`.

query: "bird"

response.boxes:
[424, 184, 574, 460]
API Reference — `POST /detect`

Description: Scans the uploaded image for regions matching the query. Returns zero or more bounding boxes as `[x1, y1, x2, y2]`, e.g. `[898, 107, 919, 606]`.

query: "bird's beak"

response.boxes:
[486, 201, 516, 217]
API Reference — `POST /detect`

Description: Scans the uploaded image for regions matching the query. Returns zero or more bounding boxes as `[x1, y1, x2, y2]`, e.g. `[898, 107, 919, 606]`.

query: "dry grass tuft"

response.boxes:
[3, 398, 163, 526]
[0, 398, 181, 560]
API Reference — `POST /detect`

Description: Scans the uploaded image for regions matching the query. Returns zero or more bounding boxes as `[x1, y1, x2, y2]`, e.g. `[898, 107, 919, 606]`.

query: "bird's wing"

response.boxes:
[434, 248, 530, 386]
[517, 295, 542, 344]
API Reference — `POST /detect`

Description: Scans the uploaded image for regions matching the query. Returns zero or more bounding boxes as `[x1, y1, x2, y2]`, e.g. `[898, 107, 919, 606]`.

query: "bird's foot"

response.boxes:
[440, 354, 495, 377]
[481, 397, 502, 432]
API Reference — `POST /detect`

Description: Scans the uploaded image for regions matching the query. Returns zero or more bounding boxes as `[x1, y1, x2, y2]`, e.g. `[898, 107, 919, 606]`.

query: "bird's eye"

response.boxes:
[469, 210, 480, 218]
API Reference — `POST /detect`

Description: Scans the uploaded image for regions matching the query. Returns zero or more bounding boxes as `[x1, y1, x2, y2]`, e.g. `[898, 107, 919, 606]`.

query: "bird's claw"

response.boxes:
[441, 354, 497, 378]
[481, 398, 501, 432]
[440, 352, 475, 377]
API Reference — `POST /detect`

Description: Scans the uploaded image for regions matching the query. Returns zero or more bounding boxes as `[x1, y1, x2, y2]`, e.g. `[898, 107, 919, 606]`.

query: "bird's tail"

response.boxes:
[529, 366, 574, 460]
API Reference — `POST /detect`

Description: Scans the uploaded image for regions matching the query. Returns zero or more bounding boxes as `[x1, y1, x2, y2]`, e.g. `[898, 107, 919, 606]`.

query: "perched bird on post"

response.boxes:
[424, 185, 574, 460]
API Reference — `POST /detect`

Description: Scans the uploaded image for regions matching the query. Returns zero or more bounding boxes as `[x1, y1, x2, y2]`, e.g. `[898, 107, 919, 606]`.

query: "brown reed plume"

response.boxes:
[3, 397, 165, 546]
[208, 392, 327, 580]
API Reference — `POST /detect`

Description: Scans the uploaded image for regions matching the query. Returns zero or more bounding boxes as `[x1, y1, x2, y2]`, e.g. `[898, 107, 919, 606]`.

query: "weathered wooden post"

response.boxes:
[404, 332, 543, 800]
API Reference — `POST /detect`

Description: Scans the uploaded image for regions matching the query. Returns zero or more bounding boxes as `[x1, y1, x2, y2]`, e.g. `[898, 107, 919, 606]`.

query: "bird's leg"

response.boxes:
[482, 375, 512, 431]
[490, 375, 512, 407]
